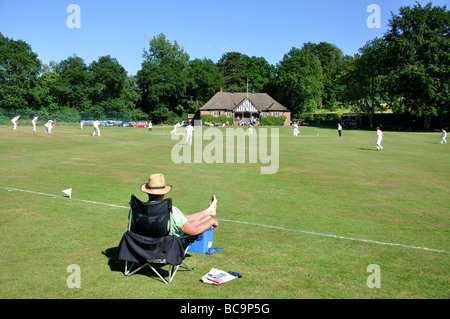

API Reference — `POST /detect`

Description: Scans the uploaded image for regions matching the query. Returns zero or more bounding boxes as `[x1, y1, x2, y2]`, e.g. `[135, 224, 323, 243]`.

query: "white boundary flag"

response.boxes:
[62, 188, 72, 199]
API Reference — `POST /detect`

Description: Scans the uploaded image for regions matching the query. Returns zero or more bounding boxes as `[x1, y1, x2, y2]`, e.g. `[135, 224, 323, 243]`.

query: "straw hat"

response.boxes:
[141, 173, 172, 195]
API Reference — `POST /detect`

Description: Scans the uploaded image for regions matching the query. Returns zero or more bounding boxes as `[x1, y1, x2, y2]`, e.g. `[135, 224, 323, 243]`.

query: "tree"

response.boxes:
[0, 33, 42, 109]
[244, 56, 276, 94]
[275, 47, 324, 116]
[89, 55, 127, 108]
[186, 58, 224, 105]
[122, 75, 140, 112]
[52, 55, 93, 111]
[137, 33, 190, 123]
[35, 67, 58, 110]
[339, 38, 388, 127]
[217, 52, 248, 92]
[302, 42, 345, 110]
[384, 2, 450, 129]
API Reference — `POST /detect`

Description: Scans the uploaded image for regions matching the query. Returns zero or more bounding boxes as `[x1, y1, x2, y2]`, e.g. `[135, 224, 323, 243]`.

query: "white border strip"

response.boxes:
[0, 186, 128, 209]
[219, 219, 449, 254]
[1, 186, 448, 254]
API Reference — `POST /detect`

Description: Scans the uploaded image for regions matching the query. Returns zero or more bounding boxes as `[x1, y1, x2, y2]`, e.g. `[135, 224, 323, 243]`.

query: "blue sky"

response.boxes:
[0, 0, 448, 75]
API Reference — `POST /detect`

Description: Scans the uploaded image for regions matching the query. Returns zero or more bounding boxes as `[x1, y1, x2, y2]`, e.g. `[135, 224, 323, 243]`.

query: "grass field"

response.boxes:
[0, 123, 448, 299]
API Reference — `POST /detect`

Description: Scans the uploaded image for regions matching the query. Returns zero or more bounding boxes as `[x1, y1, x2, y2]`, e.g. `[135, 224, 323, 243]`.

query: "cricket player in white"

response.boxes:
[93, 119, 101, 136]
[171, 122, 181, 134]
[293, 122, 299, 136]
[11, 115, 20, 130]
[441, 129, 447, 144]
[44, 119, 53, 133]
[376, 127, 383, 151]
[185, 122, 194, 145]
[32, 115, 39, 132]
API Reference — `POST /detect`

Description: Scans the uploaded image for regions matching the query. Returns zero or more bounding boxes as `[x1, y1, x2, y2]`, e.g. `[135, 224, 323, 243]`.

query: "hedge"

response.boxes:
[260, 115, 287, 126]
[293, 113, 341, 123]
[200, 114, 233, 125]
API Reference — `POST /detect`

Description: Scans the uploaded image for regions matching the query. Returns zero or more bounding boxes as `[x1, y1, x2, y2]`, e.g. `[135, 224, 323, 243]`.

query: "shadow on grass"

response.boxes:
[359, 148, 377, 151]
[102, 247, 194, 283]
[102, 247, 122, 273]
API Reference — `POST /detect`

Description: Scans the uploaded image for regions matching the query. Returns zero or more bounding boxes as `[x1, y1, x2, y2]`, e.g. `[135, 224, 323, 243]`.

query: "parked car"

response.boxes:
[132, 121, 149, 127]
[81, 120, 122, 126]
[107, 120, 124, 126]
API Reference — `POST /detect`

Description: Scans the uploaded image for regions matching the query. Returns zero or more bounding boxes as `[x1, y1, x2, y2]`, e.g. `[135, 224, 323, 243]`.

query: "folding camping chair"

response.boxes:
[117, 195, 197, 284]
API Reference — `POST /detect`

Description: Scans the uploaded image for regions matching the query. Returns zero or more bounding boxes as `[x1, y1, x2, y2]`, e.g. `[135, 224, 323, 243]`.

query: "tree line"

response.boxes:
[1, 2, 448, 128]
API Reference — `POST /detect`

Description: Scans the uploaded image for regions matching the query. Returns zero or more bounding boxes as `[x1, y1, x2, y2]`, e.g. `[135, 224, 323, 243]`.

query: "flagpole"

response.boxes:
[247, 77, 248, 100]
[247, 77, 250, 124]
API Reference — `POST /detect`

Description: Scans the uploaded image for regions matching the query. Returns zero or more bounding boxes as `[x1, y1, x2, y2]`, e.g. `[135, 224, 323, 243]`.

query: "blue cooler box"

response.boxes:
[188, 228, 214, 253]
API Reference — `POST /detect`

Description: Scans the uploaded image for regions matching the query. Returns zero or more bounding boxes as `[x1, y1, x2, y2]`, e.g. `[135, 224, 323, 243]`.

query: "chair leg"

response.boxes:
[124, 261, 148, 276]
[182, 261, 193, 271]
[124, 246, 194, 284]
[148, 264, 170, 284]
[168, 265, 181, 284]
[125, 261, 179, 284]
[182, 244, 194, 271]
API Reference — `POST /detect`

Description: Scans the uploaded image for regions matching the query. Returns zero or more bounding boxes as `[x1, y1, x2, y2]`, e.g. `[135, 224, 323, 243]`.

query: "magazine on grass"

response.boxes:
[200, 268, 237, 285]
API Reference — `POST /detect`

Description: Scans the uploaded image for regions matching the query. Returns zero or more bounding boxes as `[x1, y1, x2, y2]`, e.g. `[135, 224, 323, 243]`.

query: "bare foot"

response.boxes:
[208, 195, 217, 216]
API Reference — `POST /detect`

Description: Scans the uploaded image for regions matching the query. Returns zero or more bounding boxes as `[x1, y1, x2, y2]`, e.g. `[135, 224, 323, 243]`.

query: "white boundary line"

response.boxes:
[1, 185, 448, 254]
[219, 219, 449, 254]
[0, 186, 129, 209]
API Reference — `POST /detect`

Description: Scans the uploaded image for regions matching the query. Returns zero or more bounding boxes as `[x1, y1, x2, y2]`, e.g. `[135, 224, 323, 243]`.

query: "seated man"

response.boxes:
[140, 173, 219, 237]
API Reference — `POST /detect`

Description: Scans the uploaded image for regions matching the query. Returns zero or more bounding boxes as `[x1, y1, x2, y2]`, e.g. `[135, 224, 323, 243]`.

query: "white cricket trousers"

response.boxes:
[186, 133, 192, 145]
[376, 138, 383, 150]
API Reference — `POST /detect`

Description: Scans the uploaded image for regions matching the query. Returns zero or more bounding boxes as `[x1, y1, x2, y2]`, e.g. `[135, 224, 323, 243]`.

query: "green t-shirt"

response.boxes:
[170, 205, 188, 237]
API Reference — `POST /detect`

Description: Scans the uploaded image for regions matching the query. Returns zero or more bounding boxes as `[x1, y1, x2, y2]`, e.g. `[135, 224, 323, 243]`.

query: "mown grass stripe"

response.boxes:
[2, 185, 447, 254]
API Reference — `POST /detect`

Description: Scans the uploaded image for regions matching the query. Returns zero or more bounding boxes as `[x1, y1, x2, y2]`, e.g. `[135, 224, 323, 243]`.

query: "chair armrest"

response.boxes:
[180, 234, 199, 245]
